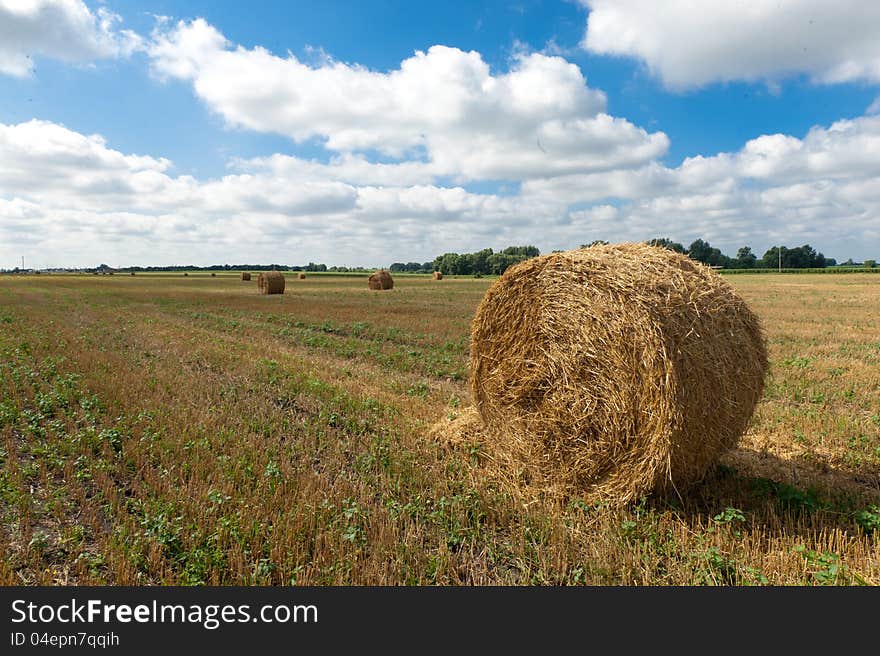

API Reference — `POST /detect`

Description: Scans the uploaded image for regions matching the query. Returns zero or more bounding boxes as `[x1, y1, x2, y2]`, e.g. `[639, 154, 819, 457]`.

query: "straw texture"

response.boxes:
[368, 270, 394, 290]
[457, 242, 768, 504]
[258, 271, 285, 294]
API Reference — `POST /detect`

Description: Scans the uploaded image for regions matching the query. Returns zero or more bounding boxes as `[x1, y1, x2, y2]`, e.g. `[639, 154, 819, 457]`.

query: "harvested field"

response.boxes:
[0, 272, 877, 585]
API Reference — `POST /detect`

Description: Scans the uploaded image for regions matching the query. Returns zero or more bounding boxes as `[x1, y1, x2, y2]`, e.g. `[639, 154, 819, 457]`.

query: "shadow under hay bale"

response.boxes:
[368, 270, 394, 290]
[434, 242, 768, 506]
[433, 271, 443, 280]
[241, 272, 251, 281]
[258, 271, 285, 294]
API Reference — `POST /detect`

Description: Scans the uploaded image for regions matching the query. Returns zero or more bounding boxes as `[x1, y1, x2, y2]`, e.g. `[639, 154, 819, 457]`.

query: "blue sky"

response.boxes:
[1, 0, 879, 268]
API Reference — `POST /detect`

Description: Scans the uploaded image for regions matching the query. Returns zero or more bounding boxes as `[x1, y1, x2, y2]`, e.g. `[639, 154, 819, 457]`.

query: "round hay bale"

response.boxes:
[368, 270, 394, 290]
[211, 272, 216, 277]
[432, 271, 443, 280]
[183, 272, 188, 277]
[130, 271, 135, 276]
[466, 242, 768, 504]
[298, 273, 306, 279]
[241, 272, 251, 281]
[258, 271, 285, 294]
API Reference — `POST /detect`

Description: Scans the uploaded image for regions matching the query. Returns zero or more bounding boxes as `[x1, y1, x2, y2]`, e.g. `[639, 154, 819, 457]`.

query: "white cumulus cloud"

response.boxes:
[0, 0, 141, 77]
[581, 0, 880, 89]
[0, 119, 564, 268]
[147, 19, 668, 181]
[3, 114, 880, 269]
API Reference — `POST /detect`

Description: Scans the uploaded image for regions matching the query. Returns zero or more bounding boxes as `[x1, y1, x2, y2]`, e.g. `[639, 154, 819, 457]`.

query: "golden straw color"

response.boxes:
[368, 270, 394, 290]
[257, 271, 285, 294]
[440, 242, 769, 506]
[241, 272, 251, 281]
[432, 271, 443, 280]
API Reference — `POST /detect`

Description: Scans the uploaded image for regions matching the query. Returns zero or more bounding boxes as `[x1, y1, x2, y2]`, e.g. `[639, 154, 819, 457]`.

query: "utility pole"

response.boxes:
[778, 246, 781, 273]
[22, 255, 24, 270]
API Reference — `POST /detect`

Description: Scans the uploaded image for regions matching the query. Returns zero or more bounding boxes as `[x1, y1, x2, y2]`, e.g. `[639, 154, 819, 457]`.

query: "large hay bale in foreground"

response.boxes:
[432, 271, 443, 280]
[462, 242, 768, 504]
[368, 270, 394, 290]
[258, 271, 285, 294]
[241, 272, 251, 281]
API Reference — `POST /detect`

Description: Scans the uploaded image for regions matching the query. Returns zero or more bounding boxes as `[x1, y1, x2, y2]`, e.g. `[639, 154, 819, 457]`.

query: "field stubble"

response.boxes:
[0, 272, 877, 585]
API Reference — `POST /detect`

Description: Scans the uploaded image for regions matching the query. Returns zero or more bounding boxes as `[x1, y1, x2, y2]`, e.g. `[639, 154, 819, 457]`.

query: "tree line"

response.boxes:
[393, 238, 876, 278]
[22, 239, 871, 276]
[86, 263, 374, 273]
[401, 238, 879, 278]
[394, 246, 542, 276]
[636, 238, 837, 269]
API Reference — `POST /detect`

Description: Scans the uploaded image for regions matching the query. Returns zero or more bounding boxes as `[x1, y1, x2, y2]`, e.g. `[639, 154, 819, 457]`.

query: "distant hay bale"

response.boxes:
[241, 272, 251, 281]
[439, 242, 768, 505]
[183, 272, 188, 277]
[130, 271, 135, 276]
[211, 272, 216, 277]
[368, 270, 394, 290]
[433, 271, 443, 280]
[298, 273, 306, 279]
[258, 271, 285, 294]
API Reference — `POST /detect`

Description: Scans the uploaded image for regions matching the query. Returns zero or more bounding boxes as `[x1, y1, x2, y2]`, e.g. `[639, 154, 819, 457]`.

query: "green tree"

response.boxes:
[762, 246, 786, 269]
[762, 244, 828, 269]
[735, 246, 757, 269]
[647, 238, 686, 253]
[471, 248, 493, 275]
[436, 252, 462, 275]
[457, 253, 474, 275]
[687, 239, 730, 267]
[502, 245, 540, 258]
